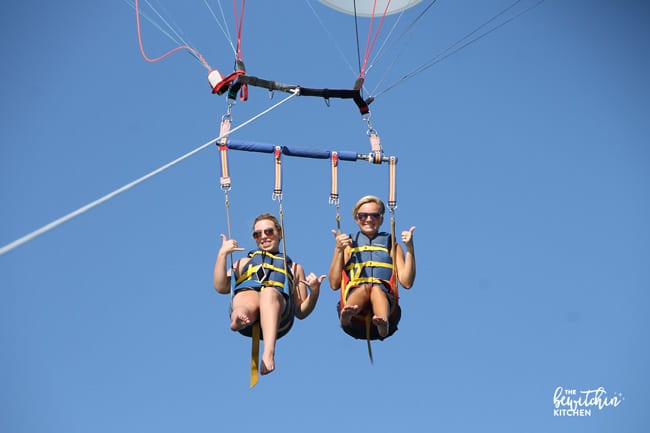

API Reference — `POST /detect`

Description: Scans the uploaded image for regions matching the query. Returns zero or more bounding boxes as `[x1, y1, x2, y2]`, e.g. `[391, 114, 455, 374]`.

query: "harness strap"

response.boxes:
[349, 245, 389, 253]
[345, 261, 393, 271]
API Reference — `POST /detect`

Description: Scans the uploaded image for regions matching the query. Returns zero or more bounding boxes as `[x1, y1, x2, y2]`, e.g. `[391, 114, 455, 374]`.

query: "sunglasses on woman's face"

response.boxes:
[252, 228, 275, 240]
[356, 212, 381, 221]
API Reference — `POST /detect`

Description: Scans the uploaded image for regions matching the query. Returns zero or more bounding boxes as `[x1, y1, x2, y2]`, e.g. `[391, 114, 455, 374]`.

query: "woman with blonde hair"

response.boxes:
[329, 196, 416, 339]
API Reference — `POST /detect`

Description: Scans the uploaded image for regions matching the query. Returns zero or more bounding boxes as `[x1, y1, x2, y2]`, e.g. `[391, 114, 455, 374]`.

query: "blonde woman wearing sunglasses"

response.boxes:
[329, 195, 416, 339]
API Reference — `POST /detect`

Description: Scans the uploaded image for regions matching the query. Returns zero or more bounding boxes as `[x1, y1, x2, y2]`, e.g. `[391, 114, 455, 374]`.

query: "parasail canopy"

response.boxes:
[319, 0, 422, 17]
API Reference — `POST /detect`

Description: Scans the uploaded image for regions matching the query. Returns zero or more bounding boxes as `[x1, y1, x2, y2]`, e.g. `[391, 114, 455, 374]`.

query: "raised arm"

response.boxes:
[395, 226, 416, 289]
[213, 234, 245, 294]
[292, 263, 325, 319]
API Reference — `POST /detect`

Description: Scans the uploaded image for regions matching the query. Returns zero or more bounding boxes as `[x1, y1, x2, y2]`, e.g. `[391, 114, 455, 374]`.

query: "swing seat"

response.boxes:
[336, 300, 401, 341]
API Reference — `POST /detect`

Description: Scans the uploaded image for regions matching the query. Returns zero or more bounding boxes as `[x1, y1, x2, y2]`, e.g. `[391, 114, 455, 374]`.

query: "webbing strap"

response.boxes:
[330, 152, 342, 233]
[273, 146, 282, 199]
[219, 118, 232, 189]
[249, 323, 260, 388]
[330, 152, 339, 203]
[389, 156, 397, 208]
[273, 153, 295, 304]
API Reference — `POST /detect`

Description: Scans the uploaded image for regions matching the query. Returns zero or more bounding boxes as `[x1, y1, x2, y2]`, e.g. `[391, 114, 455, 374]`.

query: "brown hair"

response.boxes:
[252, 213, 282, 237]
[352, 195, 385, 218]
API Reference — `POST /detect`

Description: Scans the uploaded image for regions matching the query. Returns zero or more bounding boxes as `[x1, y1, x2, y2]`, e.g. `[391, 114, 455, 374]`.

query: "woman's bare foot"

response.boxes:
[260, 353, 275, 375]
[230, 310, 251, 331]
[373, 315, 389, 337]
[340, 304, 361, 326]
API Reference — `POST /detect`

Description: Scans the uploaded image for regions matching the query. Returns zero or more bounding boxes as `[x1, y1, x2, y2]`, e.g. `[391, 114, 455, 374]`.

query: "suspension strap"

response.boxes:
[388, 156, 397, 208]
[273, 146, 283, 200]
[218, 107, 233, 190]
[217, 109, 234, 281]
[388, 154, 399, 308]
[330, 152, 341, 233]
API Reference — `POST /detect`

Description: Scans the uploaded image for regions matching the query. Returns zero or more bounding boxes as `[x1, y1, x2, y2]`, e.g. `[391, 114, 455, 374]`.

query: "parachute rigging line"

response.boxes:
[373, 0, 546, 98]
[203, 0, 237, 56]
[353, 0, 363, 75]
[134, 0, 212, 70]
[233, 0, 246, 63]
[358, 0, 391, 79]
[0, 91, 299, 256]
[366, 0, 438, 94]
[124, 0, 193, 56]
[309, 1, 436, 99]
[304, 0, 358, 79]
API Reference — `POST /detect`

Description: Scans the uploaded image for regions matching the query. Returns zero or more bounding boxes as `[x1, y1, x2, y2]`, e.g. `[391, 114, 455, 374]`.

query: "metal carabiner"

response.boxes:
[363, 112, 377, 136]
[222, 100, 235, 122]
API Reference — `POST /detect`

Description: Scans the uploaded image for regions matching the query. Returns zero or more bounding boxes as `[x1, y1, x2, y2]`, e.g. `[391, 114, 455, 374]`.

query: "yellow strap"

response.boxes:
[262, 263, 288, 275]
[249, 250, 285, 261]
[345, 261, 393, 271]
[349, 245, 390, 253]
[249, 323, 260, 388]
[235, 262, 290, 287]
[235, 265, 259, 285]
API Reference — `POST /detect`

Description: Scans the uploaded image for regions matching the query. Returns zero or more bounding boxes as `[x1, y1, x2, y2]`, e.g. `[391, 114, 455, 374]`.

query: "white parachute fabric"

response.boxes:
[319, 0, 422, 17]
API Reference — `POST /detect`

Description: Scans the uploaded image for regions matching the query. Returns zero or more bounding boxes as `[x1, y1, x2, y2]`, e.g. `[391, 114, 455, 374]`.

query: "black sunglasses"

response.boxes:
[252, 228, 276, 240]
[356, 212, 381, 220]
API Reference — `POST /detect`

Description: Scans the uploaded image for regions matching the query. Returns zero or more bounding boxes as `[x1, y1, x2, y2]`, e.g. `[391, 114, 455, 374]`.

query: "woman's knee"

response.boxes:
[260, 287, 285, 304]
[232, 290, 260, 310]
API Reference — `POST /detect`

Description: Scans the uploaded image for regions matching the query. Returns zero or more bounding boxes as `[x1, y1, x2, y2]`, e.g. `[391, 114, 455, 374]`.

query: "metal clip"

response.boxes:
[222, 100, 234, 121]
[363, 112, 377, 136]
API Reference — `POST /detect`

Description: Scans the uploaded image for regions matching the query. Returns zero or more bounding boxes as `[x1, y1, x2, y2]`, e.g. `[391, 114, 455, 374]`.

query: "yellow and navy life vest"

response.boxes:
[339, 231, 400, 341]
[344, 231, 394, 291]
[235, 250, 293, 295]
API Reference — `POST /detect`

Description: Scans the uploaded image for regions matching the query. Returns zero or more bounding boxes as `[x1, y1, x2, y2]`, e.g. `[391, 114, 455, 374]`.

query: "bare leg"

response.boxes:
[370, 285, 390, 337]
[230, 290, 259, 331]
[341, 286, 371, 326]
[258, 287, 285, 375]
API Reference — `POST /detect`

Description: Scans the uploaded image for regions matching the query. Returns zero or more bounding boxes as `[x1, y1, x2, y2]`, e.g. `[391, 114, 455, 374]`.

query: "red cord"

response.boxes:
[233, 0, 246, 62]
[359, 0, 391, 78]
[135, 0, 211, 70]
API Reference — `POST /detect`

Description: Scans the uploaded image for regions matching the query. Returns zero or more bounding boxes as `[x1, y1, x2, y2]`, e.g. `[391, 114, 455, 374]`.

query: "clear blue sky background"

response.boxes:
[1, 1, 648, 432]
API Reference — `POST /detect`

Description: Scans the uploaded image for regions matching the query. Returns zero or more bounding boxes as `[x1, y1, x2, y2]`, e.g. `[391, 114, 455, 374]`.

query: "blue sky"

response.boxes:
[1, 1, 648, 432]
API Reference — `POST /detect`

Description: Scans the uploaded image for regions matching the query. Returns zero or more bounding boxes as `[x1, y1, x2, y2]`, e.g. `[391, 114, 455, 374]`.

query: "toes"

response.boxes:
[373, 316, 389, 337]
